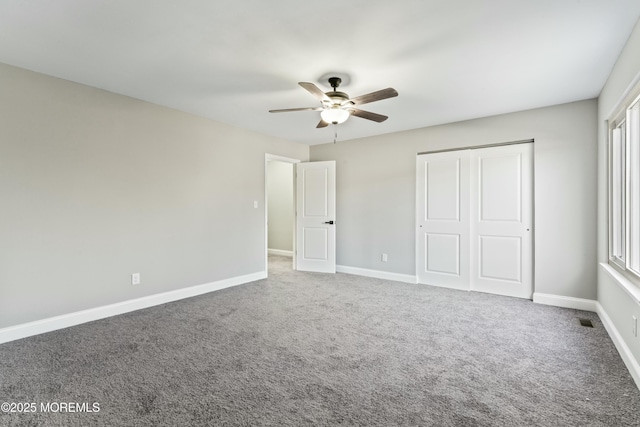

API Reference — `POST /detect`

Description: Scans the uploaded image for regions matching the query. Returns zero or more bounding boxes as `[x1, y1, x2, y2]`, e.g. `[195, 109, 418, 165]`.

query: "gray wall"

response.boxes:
[267, 161, 294, 252]
[597, 19, 640, 368]
[0, 62, 309, 329]
[310, 99, 598, 300]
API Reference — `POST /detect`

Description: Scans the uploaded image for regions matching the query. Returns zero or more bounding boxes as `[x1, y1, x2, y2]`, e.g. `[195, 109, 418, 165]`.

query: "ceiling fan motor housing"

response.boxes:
[325, 91, 350, 105]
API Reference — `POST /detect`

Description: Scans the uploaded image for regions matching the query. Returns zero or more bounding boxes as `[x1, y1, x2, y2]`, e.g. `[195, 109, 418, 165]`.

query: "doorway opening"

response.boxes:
[265, 154, 300, 274]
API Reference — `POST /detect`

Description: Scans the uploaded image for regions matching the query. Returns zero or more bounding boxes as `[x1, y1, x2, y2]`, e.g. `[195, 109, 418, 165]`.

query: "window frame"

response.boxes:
[626, 94, 640, 276]
[609, 117, 626, 269]
[608, 89, 640, 283]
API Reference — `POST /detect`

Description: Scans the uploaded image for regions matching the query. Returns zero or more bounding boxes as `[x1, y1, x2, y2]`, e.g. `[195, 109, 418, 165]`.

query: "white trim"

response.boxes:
[337, 265, 418, 284]
[532, 292, 598, 312]
[0, 271, 267, 345]
[596, 302, 640, 390]
[606, 68, 640, 120]
[268, 248, 293, 257]
[600, 262, 640, 304]
[265, 154, 302, 164]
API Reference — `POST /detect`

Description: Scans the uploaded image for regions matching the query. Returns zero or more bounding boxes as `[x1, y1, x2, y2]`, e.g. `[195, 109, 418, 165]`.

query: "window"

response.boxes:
[609, 91, 640, 278]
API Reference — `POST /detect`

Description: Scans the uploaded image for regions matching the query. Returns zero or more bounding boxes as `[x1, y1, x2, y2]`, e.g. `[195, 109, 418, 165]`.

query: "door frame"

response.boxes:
[265, 154, 301, 274]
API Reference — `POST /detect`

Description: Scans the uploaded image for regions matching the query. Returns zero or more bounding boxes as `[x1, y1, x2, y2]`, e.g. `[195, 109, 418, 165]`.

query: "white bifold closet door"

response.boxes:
[417, 143, 533, 299]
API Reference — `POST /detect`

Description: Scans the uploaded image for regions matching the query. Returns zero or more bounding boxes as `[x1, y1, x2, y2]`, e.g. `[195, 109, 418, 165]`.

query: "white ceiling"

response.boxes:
[1, 1, 639, 145]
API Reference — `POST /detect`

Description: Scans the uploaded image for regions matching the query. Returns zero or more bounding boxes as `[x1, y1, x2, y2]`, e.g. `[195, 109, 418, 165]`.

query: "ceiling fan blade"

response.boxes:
[299, 82, 331, 103]
[316, 120, 329, 128]
[350, 108, 388, 123]
[349, 88, 398, 106]
[269, 107, 323, 113]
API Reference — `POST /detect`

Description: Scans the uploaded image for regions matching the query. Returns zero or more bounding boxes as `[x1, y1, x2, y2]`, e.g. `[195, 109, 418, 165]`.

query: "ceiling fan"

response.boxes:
[269, 77, 398, 128]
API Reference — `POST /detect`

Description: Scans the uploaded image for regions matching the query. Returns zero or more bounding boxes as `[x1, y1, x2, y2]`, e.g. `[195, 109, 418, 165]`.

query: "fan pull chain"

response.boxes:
[334, 123, 338, 144]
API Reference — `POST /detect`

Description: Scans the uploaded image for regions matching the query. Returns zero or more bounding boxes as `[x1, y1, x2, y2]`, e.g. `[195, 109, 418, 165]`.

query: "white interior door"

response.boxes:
[417, 151, 470, 289]
[470, 143, 533, 298]
[296, 161, 336, 273]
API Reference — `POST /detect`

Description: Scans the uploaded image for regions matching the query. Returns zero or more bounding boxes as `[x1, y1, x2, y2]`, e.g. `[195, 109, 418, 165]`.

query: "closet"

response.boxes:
[416, 142, 533, 299]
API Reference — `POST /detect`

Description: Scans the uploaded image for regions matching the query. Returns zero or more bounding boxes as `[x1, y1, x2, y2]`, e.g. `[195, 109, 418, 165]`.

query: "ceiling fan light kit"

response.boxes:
[269, 76, 398, 136]
[320, 107, 350, 124]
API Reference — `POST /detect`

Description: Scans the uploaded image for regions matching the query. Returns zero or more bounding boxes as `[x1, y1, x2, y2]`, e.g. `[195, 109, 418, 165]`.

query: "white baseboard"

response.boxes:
[532, 292, 598, 312]
[0, 270, 267, 345]
[268, 249, 293, 257]
[336, 265, 417, 284]
[596, 302, 640, 390]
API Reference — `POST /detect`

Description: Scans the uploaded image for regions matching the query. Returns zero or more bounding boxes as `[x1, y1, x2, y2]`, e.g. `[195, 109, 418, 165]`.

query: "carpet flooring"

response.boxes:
[1, 255, 639, 426]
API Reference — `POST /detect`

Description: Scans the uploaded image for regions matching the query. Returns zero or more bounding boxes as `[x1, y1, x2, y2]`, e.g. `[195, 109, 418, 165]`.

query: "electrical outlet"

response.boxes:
[633, 315, 638, 338]
[131, 273, 141, 286]
[382, 253, 388, 262]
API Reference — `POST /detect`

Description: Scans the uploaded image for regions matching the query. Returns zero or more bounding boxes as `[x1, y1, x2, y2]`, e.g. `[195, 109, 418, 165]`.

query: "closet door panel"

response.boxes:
[417, 151, 470, 290]
[470, 144, 533, 299]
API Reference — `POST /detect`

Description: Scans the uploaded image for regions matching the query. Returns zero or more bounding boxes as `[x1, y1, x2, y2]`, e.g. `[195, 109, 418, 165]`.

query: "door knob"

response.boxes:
[323, 220, 334, 224]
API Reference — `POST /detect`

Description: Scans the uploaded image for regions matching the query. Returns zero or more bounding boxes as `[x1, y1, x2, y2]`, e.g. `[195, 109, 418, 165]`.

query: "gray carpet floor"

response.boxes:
[1, 255, 639, 426]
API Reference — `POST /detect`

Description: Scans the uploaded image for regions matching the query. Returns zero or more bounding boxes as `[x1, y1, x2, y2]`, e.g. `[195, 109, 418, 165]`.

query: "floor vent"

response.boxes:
[579, 318, 594, 328]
